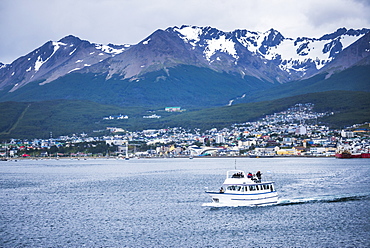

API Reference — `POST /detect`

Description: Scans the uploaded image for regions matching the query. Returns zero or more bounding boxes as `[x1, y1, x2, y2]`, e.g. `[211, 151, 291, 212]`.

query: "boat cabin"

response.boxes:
[222, 170, 275, 193]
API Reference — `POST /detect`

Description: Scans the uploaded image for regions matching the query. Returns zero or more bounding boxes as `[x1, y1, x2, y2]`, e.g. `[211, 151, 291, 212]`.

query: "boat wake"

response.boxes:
[277, 193, 370, 206]
[202, 193, 370, 208]
[202, 201, 278, 208]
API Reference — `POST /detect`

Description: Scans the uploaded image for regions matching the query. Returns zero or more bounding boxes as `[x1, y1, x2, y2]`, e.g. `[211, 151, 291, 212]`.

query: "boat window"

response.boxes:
[270, 184, 274, 192]
[256, 185, 259, 190]
[249, 185, 256, 191]
[226, 185, 249, 191]
[227, 186, 241, 191]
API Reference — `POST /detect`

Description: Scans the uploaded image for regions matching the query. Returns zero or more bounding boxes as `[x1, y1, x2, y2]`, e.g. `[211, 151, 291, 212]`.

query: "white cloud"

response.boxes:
[0, 0, 369, 64]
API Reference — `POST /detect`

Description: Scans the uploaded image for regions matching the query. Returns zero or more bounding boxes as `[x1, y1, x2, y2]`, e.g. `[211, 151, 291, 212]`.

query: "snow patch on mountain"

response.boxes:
[142, 38, 151, 45]
[69, 48, 77, 55]
[340, 34, 364, 49]
[237, 31, 266, 54]
[34, 56, 43, 72]
[95, 44, 127, 55]
[34, 41, 66, 72]
[204, 35, 238, 61]
[174, 26, 202, 45]
[68, 68, 81, 73]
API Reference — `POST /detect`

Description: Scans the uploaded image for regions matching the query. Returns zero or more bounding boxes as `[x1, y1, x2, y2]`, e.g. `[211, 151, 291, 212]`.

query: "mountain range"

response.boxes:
[0, 25, 369, 108]
[0, 25, 369, 139]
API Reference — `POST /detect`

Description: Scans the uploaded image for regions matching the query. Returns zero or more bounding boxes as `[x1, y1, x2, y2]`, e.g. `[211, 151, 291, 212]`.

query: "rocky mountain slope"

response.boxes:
[0, 26, 369, 108]
[0, 35, 130, 92]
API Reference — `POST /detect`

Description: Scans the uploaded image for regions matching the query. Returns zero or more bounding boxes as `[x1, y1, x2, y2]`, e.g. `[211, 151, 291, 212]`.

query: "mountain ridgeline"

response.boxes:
[0, 26, 369, 108]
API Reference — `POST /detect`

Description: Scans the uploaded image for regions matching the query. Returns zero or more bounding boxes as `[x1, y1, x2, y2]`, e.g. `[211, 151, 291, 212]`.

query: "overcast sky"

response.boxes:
[1, 0, 369, 64]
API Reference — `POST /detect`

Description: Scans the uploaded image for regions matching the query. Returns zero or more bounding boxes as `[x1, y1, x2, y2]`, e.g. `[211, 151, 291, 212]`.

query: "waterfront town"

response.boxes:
[1, 103, 369, 159]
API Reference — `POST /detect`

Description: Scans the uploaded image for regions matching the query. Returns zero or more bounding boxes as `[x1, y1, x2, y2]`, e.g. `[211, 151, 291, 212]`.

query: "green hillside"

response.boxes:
[1, 90, 369, 140]
[0, 64, 368, 112]
[152, 90, 370, 130]
[237, 65, 370, 104]
[0, 65, 272, 108]
[0, 100, 145, 139]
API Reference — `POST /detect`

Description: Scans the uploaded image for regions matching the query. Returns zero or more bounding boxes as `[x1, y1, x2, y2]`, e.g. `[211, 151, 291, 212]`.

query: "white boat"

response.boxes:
[203, 170, 278, 207]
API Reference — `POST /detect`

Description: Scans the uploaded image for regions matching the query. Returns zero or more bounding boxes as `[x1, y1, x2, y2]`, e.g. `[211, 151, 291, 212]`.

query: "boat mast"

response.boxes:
[125, 140, 129, 160]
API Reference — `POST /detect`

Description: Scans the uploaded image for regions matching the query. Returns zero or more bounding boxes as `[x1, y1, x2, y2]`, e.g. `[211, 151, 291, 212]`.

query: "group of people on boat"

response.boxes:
[231, 172, 245, 178]
[249, 171, 262, 182]
[246, 171, 262, 182]
[231, 171, 262, 182]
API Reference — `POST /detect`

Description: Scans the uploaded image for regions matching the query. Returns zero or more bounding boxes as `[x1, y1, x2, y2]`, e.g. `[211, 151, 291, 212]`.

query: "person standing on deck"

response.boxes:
[256, 171, 262, 182]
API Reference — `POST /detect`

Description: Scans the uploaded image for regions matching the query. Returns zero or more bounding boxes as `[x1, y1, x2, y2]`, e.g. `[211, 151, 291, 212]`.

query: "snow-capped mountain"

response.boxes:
[75, 26, 369, 84]
[0, 25, 368, 107]
[0, 35, 130, 91]
[168, 26, 369, 81]
[316, 29, 370, 77]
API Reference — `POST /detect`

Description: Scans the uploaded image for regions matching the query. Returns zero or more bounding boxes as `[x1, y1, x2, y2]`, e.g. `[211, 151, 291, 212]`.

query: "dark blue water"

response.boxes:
[1, 158, 369, 247]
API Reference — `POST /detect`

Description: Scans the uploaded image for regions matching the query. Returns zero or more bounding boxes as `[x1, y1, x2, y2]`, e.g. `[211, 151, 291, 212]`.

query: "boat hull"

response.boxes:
[204, 191, 278, 207]
[335, 153, 352, 158]
[361, 153, 370, 158]
[335, 153, 370, 158]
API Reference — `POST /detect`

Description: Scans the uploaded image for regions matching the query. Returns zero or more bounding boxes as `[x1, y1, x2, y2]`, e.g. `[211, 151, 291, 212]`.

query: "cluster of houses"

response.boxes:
[1, 104, 369, 158]
[103, 114, 128, 120]
[102, 107, 183, 120]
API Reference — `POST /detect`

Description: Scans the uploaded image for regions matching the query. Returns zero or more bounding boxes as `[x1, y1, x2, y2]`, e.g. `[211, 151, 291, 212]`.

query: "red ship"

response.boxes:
[335, 150, 352, 158]
[335, 150, 370, 158]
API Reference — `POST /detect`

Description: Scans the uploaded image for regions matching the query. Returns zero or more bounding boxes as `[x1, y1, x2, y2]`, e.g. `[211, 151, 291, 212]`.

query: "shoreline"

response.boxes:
[1, 155, 341, 161]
